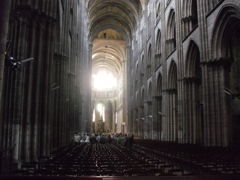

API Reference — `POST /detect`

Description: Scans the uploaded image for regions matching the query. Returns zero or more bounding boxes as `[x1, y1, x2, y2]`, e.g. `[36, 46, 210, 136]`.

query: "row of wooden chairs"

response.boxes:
[12, 142, 171, 176]
[12, 140, 240, 176]
[133, 140, 240, 175]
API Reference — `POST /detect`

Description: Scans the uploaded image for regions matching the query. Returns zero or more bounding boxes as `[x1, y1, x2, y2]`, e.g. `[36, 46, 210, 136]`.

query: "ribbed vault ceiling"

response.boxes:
[88, 0, 141, 38]
[88, 0, 141, 91]
[92, 38, 125, 77]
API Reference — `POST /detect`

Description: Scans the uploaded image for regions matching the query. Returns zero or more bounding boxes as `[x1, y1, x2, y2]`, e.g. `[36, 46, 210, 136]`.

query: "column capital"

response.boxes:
[182, 76, 201, 84]
[164, 88, 177, 94]
[152, 95, 162, 99]
[201, 57, 233, 71]
[144, 101, 152, 104]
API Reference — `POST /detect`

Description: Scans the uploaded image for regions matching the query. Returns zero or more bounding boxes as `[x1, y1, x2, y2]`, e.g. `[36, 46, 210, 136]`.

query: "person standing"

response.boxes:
[129, 134, 134, 147]
[85, 133, 90, 143]
[107, 134, 112, 143]
[90, 134, 97, 144]
[74, 132, 80, 144]
[96, 134, 101, 143]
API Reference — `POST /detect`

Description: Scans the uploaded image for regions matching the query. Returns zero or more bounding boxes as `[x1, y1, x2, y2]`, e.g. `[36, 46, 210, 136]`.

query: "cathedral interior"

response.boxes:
[0, 0, 240, 179]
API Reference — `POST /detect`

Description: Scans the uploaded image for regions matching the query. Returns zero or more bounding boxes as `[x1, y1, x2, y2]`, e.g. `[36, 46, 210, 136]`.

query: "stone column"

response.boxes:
[122, 60, 127, 132]
[203, 59, 233, 146]
[198, 0, 211, 146]
[42, 19, 53, 155]
[144, 101, 148, 139]
[87, 43, 93, 133]
[152, 97, 159, 140]
[12, 11, 30, 166]
[24, 14, 36, 161]
[132, 109, 137, 136]
[0, 3, 11, 148]
[140, 106, 144, 139]
[48, 20, 56, 155]
[34, 19, 45, 156]
[161, 90, 168, 141]
[61, 55, 69, 146]
[126, 44, 132, 134]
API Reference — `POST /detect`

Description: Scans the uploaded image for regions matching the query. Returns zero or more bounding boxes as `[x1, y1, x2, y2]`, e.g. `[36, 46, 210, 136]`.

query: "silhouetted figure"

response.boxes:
[107, 134, 112, 143]
[123, 134, 128, 146]
[99, 135, 106, 144]
[90, 134, 97, 144]
[74, 132, 80, 144]
[129, 134, 134, 147]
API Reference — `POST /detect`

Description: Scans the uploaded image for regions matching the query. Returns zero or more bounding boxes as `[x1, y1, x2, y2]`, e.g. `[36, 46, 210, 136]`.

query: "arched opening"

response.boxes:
[156, 2, 161, 19]
[181, 0, 198, 37]
[147, 45, 152, 77]
[166, 9, 176, 56]
[155, 29, 162, 66]
[93, 103, 105, 134]
[211, 5, 240, 145]
[140, 55, 145, 84]
[184, 40, 202, 144]
[88, 0, 141, 135]
[91, 28, 125, 134]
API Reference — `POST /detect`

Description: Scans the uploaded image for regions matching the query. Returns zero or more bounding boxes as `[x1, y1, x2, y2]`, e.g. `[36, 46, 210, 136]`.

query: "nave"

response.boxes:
[7, 140, 240, 179]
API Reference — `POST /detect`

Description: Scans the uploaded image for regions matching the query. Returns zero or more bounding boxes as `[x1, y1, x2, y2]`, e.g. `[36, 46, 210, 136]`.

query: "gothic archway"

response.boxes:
[184, 40, 202, 144]
[181, 0, 198, 37]
[147, 45, 152, 77]
[166, 9, 176, 56]
[155, 29, 162, 66]
[211, 5, 240, 145]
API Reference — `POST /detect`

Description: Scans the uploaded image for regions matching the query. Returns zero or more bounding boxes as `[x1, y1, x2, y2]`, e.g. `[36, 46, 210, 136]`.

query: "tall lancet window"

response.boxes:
[97, 103, 105, 122]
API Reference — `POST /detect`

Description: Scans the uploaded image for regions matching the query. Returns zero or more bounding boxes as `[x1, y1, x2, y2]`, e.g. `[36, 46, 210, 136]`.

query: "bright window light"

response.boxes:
[92, 108, 95, 122]
[92, 71, 117, 90]
[97, 103, 105, 122]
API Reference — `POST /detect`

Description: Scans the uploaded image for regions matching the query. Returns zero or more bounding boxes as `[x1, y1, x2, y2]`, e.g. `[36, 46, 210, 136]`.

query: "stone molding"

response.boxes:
[182, 76, 201, 84]
[164, 88, 177, 94]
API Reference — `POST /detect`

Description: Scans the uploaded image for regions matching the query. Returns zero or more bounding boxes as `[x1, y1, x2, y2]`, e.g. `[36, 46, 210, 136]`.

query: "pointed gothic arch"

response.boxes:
[210, 5, 240, 145]
[147, 44, 152, 77]
[156, 29, 162, 54]
[168, 60, 177, 89]
[185, 40, 201, 78]
[181, 0, 198, 37]
[184, 40, 202, 144]
[166, 60, 178, 142]
[211, 5, 240, 59]
[155, 29, 162, 66]
[156, 2, 161, 19]
[166, 9, 176, 56]
[148, 82, 152, 101]
[140, 55, 145, 84]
